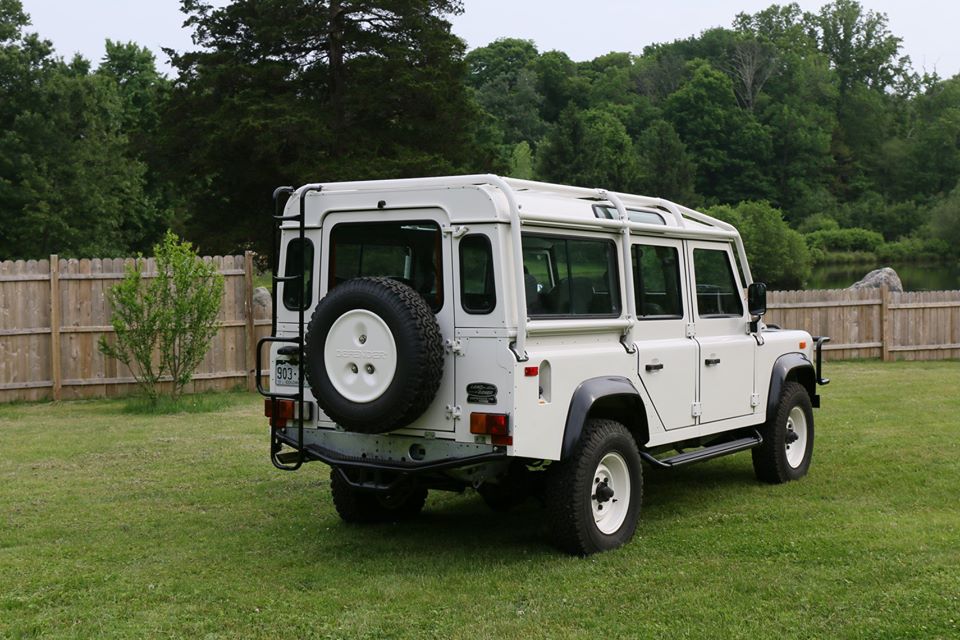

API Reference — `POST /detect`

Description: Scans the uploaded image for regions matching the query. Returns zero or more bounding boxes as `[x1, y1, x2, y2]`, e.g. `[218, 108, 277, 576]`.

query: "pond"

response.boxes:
[806, 261, 960, 291]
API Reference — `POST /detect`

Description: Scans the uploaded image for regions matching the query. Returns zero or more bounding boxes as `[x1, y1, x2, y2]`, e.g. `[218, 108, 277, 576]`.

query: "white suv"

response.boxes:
[258, 175, 828, 555]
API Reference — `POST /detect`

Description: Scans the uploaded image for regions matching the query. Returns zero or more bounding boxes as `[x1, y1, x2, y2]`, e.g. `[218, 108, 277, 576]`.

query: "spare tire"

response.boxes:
[304, 277, 444, 433]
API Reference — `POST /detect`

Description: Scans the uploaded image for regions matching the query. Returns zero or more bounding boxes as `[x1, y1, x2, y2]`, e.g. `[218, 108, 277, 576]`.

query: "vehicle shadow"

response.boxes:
[257, 456, 763, 567]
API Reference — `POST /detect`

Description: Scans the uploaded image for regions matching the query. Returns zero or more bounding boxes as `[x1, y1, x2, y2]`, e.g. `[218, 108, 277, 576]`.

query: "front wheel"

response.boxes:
[752, 381, 814, 484]
[330, 469, 427, 523]
[545, 419, 643, 555]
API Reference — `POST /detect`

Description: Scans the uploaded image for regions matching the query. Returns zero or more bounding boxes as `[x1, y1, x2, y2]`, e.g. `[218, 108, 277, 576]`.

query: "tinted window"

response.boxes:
[632, 244, 683, 318]
[459, 235, 496, 314]
[329, 221, 443, 311]
[594, 205, 666, 225]
[693, 248, 744, 317]
[282, 238, 314, 310]
[521, 234, 620, 317]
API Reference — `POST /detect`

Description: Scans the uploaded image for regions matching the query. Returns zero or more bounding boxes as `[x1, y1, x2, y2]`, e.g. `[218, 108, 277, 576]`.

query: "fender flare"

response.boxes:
[765, 353, 817, 423]
[560, 376, 643, 459]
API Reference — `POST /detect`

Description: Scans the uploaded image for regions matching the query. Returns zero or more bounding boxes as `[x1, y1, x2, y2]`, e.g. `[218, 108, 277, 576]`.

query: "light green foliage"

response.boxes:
[706, 201, 811, 289]
[508, 141, 534, 180]
[2, 362, 960, 638]
[98, 231, 225, 401]
[805, 227, 885, 253]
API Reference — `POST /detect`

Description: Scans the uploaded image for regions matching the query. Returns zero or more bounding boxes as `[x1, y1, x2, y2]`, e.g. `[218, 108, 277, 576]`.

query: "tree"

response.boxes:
[0, 57, 158, 257]
[707, 201, 811, 289]
[536, 107, 640, 191]
[99, 231, 225, 401]
[665, 60, 774, 203]
[634, 119, 698, 203]
[161, 0, 489, 255]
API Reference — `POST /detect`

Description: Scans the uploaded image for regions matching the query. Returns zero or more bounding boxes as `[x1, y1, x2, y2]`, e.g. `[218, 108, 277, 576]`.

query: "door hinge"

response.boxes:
[750, 393, 760, 408]
[691, 402, 702, 418]
[442, 225, 469, 238]
[444, 338, 465, 355]
[686, 323, 696, 338]
[445, 404, 462, 421]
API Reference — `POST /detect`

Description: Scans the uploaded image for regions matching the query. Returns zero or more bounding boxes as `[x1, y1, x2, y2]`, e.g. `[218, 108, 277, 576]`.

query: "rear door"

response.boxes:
[686, 241, 756, 424]
[320, 209, 456, 432]
[629, 238, 698, 430]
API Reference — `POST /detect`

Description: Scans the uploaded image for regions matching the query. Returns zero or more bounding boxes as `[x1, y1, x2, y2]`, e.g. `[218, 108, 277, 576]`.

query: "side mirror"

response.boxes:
[748, 282, 767, 334]
[748, 282, 767, 317]
[748, 281, 767, 325]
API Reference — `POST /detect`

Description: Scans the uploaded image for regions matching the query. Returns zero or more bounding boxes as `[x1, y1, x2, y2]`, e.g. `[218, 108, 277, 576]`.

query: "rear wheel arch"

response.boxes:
[561, 377, 649, 459]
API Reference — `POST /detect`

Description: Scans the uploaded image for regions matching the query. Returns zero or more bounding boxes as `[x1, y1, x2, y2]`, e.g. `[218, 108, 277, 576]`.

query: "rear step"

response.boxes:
[640, 432, 762, 469]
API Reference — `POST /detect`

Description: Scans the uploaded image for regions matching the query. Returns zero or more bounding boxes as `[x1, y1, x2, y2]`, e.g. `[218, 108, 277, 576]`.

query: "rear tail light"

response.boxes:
[264, 399, 314, 428]
[470, 412, 512, 446]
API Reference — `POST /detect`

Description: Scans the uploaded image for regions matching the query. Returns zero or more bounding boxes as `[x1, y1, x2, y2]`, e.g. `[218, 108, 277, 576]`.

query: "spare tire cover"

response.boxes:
[304, 277, 444, 433]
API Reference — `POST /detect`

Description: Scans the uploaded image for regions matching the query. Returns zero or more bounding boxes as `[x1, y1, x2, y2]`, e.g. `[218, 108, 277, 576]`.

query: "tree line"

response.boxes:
[1, 0, 958, 287]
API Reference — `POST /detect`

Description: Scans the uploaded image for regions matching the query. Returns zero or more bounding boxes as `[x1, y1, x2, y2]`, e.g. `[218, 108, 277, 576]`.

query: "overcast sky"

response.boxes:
[17, 0, 960, 79]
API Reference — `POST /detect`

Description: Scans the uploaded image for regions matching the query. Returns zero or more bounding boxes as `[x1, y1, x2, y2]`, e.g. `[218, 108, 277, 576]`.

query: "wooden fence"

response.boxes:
[766, 287, 960, 361]
[2, 258, 959, 403]
[0, 253, 272, 403]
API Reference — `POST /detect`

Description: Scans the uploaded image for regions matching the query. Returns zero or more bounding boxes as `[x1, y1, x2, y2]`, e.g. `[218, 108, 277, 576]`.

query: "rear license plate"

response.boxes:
[274, 361, 299, 387]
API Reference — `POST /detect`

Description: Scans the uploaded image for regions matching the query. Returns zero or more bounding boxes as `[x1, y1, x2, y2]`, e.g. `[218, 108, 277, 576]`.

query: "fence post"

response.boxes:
[244, 251, 257, 392]
[881, 284, 892, 362]
[49, 254, 62, 400]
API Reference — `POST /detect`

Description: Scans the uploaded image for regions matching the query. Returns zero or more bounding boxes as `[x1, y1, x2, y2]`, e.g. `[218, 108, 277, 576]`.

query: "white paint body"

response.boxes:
[270, 176, 814, 463]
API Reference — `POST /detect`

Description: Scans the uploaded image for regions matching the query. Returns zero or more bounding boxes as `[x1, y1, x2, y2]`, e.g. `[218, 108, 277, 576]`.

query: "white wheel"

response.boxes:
[323, 309, 398, 403]
[785, 405, 808, 469]
[592, 452, 631, 535]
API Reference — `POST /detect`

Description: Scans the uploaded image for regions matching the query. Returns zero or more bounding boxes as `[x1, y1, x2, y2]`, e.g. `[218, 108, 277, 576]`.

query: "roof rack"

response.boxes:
[287, 174, 754, 361]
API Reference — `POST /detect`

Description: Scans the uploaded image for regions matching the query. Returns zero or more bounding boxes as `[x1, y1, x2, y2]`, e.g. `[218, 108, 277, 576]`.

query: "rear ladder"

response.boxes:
[255, 185, 321, 470]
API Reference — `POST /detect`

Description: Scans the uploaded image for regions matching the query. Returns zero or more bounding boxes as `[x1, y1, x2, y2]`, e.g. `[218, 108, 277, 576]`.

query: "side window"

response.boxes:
[693, 248, 744, 317]
[459, 235, 495, 314]
[521, 234, 620, 317]
[632, 244, 683, 318]
[282, 238, 314, 310]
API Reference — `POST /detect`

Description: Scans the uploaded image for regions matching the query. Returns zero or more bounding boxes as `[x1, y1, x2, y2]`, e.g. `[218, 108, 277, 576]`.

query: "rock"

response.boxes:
[848, 267, 903, 292]
[252, 286, 273, 317]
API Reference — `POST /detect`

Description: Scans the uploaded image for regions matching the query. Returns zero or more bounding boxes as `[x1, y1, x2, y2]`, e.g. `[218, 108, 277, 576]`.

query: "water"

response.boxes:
[807, 261, 960, 291]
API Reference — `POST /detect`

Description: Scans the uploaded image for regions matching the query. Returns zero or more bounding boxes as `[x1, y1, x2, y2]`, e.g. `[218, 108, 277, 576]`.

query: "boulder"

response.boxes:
[252, 286, 273, 318]
[848, 267, 903, 292]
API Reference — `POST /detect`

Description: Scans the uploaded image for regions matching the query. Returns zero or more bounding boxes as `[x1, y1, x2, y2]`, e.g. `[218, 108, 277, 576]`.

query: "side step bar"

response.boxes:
[640, 432, 762, 469]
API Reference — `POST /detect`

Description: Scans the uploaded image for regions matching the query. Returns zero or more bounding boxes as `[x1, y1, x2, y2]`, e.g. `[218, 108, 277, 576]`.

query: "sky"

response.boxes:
[16, 0, 960, 79]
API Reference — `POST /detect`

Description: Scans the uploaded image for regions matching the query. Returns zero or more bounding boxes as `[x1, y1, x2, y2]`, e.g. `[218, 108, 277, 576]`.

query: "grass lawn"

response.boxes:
[2, 361, 959, 639]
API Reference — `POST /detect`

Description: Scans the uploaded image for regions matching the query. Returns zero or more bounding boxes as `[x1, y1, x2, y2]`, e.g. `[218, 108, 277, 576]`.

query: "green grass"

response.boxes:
[2, 362, 959, 639]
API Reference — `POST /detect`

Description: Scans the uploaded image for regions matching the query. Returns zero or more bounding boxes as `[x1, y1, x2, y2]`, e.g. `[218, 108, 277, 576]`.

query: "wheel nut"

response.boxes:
[359, 335, 367, 344]
[365, 364, 375, 374]
[350, 363, 358, 374]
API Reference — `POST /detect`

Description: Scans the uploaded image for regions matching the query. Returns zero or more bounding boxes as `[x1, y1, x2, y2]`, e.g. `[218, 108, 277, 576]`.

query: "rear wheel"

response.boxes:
[330, 469, 427, 523]
[545, 419, 643, 555]
[752, 381, 814, 483]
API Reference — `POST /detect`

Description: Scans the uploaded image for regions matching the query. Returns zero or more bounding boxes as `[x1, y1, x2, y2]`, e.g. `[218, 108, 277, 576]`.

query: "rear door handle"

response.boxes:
[645, 363, 664, 372]
[704, 358, 720, 366]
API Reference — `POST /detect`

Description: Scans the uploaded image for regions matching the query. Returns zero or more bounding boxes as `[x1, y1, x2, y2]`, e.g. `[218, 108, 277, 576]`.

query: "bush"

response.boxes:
[805, 227, 885, 253]
[99, 231, 225, 401]
[705, 201, 811, 289]
[876, 236, 951, 262]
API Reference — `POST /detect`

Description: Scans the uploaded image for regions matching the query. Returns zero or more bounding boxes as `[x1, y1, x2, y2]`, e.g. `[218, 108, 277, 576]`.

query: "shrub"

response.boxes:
[805, 227, 885, 253]
[99, 231, 225, 401]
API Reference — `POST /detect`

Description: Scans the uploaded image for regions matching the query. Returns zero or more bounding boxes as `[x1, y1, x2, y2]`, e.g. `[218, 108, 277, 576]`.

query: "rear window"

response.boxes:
[329, 221, 443, 311]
